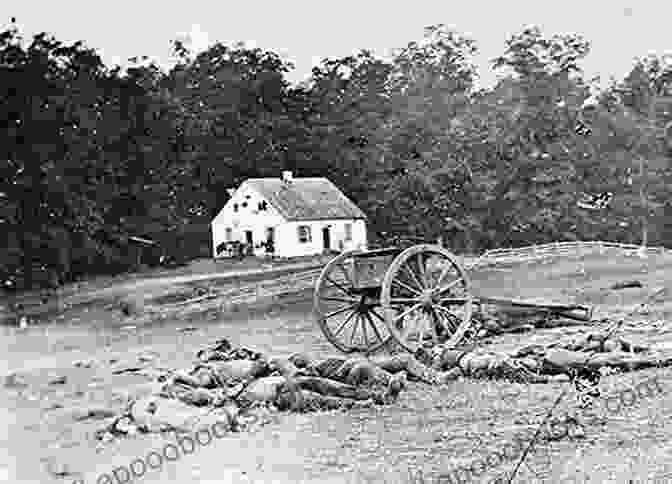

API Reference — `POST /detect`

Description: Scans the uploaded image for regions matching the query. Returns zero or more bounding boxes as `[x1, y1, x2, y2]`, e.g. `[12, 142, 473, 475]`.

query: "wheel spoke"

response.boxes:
[360, 312, 370, 348]
[434, 261, 457, 289]
[364, 312, 385, 344]
[417, 312, 428, 343]
[433, 277, 463, 295]
[401, 262, 425, 291]
[332, 309, 357, 337]
[370, 307, 386, 323]
[325, 275, 351, 296]
[392, 303, 423, 325]
[426, 309, 439, 342]
[389, 297, 423, 304]
[417, 253, 428, 287]
[349, 314, 361, 347]
[426, 313, 438, 343]
[438, 297, 468, 305]
[392, 277, 422, 296]
[325, 303, 358, 319]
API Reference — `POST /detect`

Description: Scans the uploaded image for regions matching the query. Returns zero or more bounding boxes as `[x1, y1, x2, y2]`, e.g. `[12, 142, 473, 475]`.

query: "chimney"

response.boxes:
[281, 170, 293, 184]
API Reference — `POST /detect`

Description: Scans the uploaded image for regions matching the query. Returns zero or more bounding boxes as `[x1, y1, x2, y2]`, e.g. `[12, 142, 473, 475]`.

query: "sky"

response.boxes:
[6, 0, 672, 90]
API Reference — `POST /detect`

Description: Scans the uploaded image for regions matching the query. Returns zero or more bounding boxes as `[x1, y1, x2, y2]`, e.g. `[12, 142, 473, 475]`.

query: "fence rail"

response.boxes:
[473, 240, 671, 266]
[155, 267, 322, 317]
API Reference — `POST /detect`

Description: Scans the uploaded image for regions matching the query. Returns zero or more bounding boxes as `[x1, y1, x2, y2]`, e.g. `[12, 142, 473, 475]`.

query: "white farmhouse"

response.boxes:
[211, 171, 368, 258]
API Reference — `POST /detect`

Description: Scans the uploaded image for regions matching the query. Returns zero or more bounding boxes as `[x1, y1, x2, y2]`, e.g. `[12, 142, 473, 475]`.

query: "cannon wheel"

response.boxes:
[380, 244, 473, 353]
[313, 250, 392, 354]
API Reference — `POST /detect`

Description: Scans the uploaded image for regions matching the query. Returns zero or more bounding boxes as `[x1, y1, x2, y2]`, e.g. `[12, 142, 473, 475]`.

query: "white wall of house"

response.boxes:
[211, 184, 286, 258]
[274, 219, 367, 258]
[212, 183, 368, 259]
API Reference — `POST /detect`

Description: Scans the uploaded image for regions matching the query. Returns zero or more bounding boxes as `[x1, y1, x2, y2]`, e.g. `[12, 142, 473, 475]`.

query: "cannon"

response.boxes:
[313, 244, 592, 354]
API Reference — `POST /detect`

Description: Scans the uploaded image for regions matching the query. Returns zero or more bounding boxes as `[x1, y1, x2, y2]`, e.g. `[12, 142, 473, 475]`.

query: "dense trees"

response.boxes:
[2, 19, 671, 290]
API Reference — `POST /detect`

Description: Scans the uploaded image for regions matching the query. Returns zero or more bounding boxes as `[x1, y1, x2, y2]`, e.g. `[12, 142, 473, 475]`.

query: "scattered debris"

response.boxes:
[44, 403, 64, 412]
[173, 293, 220, 307]
[48, 376, 67, 385]
[73, 359, 95, 368]
[120, 296, 143, 316]
[137, 352, 157, 363]
[112, 367, 144, 375]
[647, 287, 668, 302]
[72, 407, 118, 421]
[4, 373, 28, 388]
[610, 280, 643, 290]
[45, 461, 74, 478]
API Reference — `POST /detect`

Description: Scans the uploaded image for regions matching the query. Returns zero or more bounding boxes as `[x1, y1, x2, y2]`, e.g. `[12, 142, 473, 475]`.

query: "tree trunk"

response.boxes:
[639, 155, 648, 250]
[639, 92, 660, 255]
[19, 190, 36, 290]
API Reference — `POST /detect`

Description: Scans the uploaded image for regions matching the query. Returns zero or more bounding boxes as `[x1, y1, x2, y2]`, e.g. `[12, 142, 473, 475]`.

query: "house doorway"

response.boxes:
[322, 227, 331, 251]
[245, 231, 254, 255]
[265, 227, 275, 254]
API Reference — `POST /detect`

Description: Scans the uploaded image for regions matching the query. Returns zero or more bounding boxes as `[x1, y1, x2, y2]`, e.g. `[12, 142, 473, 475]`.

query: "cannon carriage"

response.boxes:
[313, 244, 592, 354]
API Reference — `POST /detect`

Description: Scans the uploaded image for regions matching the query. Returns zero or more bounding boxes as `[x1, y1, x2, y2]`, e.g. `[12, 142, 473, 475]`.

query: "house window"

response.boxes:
[344, 223, 352, 241]
[225, 228, 232, 241]
[298, 225, 312, 243]
[233, 203, 239, 212]
[242, 201, 248, 208]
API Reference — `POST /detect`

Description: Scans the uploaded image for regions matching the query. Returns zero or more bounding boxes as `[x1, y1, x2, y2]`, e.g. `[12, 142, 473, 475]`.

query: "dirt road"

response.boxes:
[2, 257, 328, 326]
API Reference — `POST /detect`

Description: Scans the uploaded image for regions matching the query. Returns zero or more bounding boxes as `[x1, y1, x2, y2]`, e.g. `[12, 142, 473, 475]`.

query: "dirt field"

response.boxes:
[4, 249, 672, 483]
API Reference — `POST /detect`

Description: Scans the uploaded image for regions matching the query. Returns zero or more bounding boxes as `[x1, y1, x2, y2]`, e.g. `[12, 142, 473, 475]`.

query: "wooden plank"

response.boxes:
[351, 247, 403, 259]
[475, 296, 593, 321]
[476, 296, 589, 311]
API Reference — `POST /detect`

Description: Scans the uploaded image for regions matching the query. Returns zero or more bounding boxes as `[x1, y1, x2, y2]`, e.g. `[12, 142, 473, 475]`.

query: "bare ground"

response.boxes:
[4, 250, 672, 483]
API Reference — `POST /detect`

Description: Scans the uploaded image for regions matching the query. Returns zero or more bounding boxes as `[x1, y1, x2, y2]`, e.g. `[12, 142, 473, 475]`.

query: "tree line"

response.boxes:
[2, 20, 672, 291]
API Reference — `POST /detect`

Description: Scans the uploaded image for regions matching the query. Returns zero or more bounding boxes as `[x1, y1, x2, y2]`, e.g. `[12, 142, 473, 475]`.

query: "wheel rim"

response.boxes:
[313, 251, 391, 354]
[380, 244, 473, 353]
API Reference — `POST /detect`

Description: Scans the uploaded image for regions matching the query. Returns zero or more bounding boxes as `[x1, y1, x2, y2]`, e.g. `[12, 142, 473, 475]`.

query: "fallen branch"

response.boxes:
[172, 293, 221, 306]
[506, 387, 568, 484]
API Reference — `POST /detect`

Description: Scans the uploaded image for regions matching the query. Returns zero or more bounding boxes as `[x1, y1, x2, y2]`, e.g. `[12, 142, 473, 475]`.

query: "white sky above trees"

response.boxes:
[6, 0, 671, 88]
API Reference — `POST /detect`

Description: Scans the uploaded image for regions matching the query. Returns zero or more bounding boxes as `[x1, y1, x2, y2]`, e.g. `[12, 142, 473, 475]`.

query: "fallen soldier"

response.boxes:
[288, 352, 462, 386]
[265, 351, 463, 411]
[162, 338, 464, 414]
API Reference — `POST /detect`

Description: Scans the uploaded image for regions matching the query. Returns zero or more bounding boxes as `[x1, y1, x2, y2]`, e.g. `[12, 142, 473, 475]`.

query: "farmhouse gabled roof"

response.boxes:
[243, 177, 367, 221]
